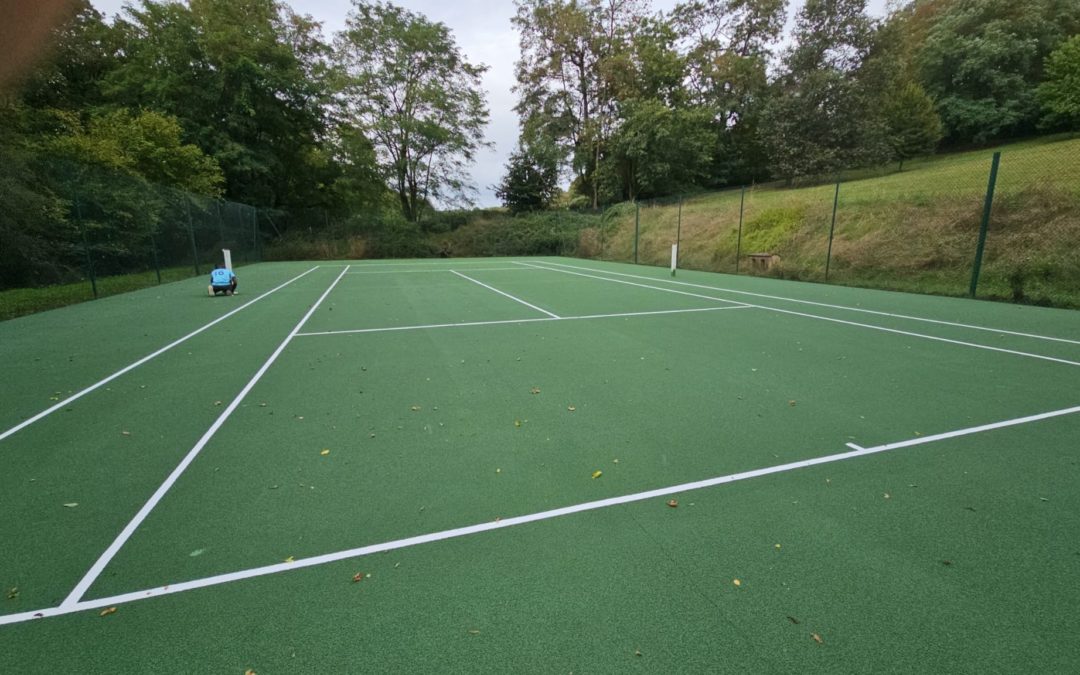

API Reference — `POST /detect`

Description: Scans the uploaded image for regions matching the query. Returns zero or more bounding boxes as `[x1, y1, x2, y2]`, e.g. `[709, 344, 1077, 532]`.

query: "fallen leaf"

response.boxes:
[284, 556, 294, 563]
[245, 670, 256, 675]
[883, 492, 891, 500]
[6, 587, 17, 600]
[634, 649, 643, 657]
[320, 449, 330, 456]
[410, 406, 421, 411]
[786, 615, 800, 625]
[733, 579, 742, 587]
[62, 503, 78, 508]
[1040, 497, 1049, 502]
[352, 573, 364, 583]
[775, 544, 782, 550]
[121, 430, 131, 436]
[591, 470, 602, 479]
[213, 400, 222, 406]
[530, 387, 541, 394]
[811, 633, 824, 644]
[514, 420, 522, 427]
[667, 499, 678, 508]
[496, 468, 501, 474]
[788, 400, 796, 406]
[567, 405, 576, 412]
[467, 629, 481, 635]
[259, 402, 267, 407]
[99, 607, 117, 617]
[189, 549, 205, 557]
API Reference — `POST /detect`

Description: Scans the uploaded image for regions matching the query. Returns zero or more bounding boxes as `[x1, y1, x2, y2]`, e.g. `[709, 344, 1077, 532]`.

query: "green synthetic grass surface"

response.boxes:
[2, 257, 1079, 672]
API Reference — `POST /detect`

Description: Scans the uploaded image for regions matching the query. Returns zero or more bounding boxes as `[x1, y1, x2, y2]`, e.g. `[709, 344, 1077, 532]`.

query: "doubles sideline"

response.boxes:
[0, 266, 320, 445]
[2, 400, 1078, 627]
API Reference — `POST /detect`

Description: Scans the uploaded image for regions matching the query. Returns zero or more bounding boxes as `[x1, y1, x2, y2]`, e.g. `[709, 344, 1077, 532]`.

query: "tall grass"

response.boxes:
[591, 137, 1080, 307]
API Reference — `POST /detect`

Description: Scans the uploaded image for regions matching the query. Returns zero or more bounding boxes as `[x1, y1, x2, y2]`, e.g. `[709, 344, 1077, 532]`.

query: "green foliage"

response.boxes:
[602, 99, 716, 200]
[740, 207, 804, 253]
[916, 0, 1080, 143]
[334, 0, 490, 222]
[1037, 35, 1080, 129]
[47, 109, 224, 195]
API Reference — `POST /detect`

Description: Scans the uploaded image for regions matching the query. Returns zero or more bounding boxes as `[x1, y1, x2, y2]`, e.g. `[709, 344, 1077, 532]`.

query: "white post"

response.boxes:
[670, 244, 678, 276]
[222, 249, 233, 271]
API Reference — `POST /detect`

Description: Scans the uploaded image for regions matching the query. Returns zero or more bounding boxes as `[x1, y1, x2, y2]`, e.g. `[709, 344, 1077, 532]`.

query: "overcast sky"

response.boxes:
[90, 0, 889, 207]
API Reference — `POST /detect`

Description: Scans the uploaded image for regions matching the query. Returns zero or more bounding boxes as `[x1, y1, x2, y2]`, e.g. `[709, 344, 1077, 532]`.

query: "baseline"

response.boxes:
[533, 260, 1080, 346]
[57, 266, 351, 609]
[4, 401, 1077, 627]
[347, 267, 535, 275]
[0, 266, 319, 445]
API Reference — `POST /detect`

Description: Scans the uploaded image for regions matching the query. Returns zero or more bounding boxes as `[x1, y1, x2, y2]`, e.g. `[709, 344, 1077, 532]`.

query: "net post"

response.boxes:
[969, 152, 1001, 298]
[735, 186, 746, 274]
[634, 201, 639, 264]
[676, 195, 682, 271]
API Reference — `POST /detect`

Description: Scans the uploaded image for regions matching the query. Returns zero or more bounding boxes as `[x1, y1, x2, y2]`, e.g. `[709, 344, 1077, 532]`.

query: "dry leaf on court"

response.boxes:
[883, 492, 891, 500]
[320, 449, 330, 456]
[6, 587, 17, 600]
[467, 629, 480, 635]
[567, 405, 576, 412]
[591, 470, 602, 479]
[284, 556, 295, 563]
[352, 573, 364, 583]
[121, 431, 131, 436]
[733, 579, 742, 587]
[530, 387, 540, 394]
[634, 649, 643, 657]
[99, 607, 117, 617]
[213, 400, 222, 406]
[788, 400, 796, 406]
[811, 633, 823, 644]
[786, 615, 800, 624]
[62, 503, 78, 508]
[667, 499, 678, 508]
[514, 419, 522, 427]
[410, 405, 421, 411]
[245, 670, 256, 675]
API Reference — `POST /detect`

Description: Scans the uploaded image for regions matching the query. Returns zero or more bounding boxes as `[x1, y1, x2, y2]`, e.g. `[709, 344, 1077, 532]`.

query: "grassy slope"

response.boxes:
[596, 136, 1080, 307]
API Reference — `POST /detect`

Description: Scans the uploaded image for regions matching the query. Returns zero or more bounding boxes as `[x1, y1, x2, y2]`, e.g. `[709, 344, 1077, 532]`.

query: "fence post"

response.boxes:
[634, 201, 640, 264]
[183, 193, 201, 276]
[825, 179, 841, 281]
[735, 186, 746, 274]
[969, 152, 1001, 298]
[148, 226, 162, 284]
[252, 207, 261, 262]
[74, 192, 98, 299]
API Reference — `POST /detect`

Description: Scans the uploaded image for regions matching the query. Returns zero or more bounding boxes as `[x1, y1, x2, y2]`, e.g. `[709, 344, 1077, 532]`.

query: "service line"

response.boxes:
[295, 305, 750, 338]
[4, 401, 1078, 627]
[532, 260, 1080, 346]
[347, 267, 535, 275]
[0, 266, 320, 445]
[57, 266, 351, 610]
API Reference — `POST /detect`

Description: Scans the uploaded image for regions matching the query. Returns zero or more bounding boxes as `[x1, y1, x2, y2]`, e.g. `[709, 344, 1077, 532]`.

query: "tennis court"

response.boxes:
[2, 256, 1079, 672]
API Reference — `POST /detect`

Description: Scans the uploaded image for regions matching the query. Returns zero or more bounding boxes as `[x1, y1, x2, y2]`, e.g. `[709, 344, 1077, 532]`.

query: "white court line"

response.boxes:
[516, 261, 751, 308]
[451, 270, 561, 318]
[347, 267, 535, 275]
[0, 266, 320, 445]
[532, 260, 1080, 346]
[57, 266, 351, 609]
[845, 443, 865, 451]
[321, 260, 525, 268]
[524, 262, 1080, 368]
[4, 401, 1078, 627]
[295, 305, 750, 337]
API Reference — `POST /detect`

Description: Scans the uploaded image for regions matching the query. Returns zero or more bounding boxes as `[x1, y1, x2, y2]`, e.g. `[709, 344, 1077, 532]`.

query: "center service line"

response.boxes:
[4, 401, 1079, 627]
[451, 269, 561, 318]
[0, 265, 320, 445]
[58, 266, 351, 609]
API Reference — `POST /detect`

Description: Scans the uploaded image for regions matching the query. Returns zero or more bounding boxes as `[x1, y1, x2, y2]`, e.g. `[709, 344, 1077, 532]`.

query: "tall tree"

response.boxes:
[104, 0, 332, 207]
[759, 0, 889, 179]
[916, 0, 1080, 143]
[496, 141, 561, 213]
[335, 0, 490, 222]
